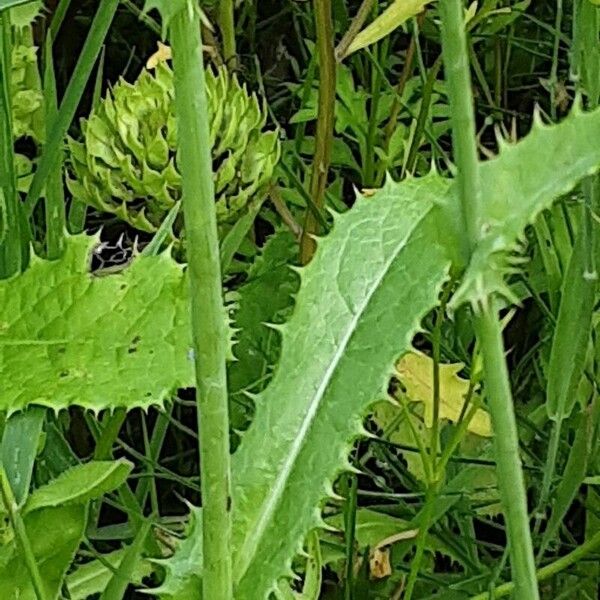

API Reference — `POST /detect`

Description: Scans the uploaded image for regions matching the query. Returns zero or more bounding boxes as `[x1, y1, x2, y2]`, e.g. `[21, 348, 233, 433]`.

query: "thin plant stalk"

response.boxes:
[439, 0, 538, 597]
[219, 0, 237, 67]
[300, 0, 336, 264]
[169, 5, 233, 599]
[0, 9, 22, 278]
[0, 467, 48, 600]
[335, 0, 376, 62]
[43, 35, 66, 260]
[469, 529, 600, 600]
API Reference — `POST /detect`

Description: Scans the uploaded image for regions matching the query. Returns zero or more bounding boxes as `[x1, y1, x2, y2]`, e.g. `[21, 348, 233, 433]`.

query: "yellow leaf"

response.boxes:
[396, 350, 492, 437]
[146, 42, 172, 70]
[369, 547, 392, 579]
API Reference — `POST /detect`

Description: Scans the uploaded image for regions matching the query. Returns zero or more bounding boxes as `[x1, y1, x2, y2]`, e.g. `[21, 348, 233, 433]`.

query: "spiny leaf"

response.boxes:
[132, 105, 600, 598]
[9, 0, 43, 28]
[149, 506, 203, 599]
[0, 234, 194, 414]
[451, 104, 600, 309]
[228, 230, 298, 429]
[231, 175, 452, 599]
[395, 350, 491, 437]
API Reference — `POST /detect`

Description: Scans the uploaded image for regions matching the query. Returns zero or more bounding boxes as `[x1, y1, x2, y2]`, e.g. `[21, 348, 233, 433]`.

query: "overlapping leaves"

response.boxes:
[229, 105, 600, 598]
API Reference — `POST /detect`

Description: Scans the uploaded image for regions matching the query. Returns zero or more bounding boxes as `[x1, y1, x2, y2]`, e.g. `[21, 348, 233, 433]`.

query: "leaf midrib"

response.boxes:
[234, 201, 434, 583]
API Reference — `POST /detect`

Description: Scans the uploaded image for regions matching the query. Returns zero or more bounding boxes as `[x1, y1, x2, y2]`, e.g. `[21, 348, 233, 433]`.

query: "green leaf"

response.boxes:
[117, 105, 600, 598]
[100, 519, 151, 600]
[231, 175, 452, 599]
[1, 407, 44, 504]
[0, 504, 86, 600]
[451, 105, 600, 309]
[66, 548, 153, 600]
[9, 0, 42, 28]
[24, 459, 133, 514]
[228, 230, 298, 428]
[0, 234, 194, 414]
[229, 106, 600, 598]
[142, 0, 191, 37]
[540, 411, 592, 554]
[546, 216, 596, 421]
[343, 0, 431, 59]
[0, 0, 35, 11]
[150, 506, 203, 599]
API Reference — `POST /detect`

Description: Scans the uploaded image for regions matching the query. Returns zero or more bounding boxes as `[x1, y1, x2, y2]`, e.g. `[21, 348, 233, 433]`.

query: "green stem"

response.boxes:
[364, 39, 385, 186]
[403, 482, 440, 600]
[219, 0, 237, 67]
[300, 0, 336, 264]
[342, 473, 358, 600]
[377, 17, 418, 184]
[533, 417, 561, 535]
[0, 10, 22, 278]
[475, 307, 539, 598]
[549, 0, 563, 121]
[169, 6, 233, 599]
[439, 1, 538, 597]
[0, 467, 48, 600]
[438, 0, 479, 254]
[469, 529, 600, 599]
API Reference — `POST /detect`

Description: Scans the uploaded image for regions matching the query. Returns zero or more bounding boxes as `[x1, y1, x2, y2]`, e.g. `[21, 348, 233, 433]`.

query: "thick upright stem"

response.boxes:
[170, 7, 233, 599]
[439, 0, 479, 253]
[439, 1, 539, 597]
[300, 0, 336, 264]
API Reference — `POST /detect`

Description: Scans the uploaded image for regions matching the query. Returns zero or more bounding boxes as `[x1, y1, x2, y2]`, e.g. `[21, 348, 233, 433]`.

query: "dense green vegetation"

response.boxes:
[1, 0, 600, 598]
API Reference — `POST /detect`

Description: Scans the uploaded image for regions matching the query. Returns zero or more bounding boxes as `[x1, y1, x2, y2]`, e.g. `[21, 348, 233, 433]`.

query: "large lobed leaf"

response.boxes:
[0, 234, 193, 414]
[231, 174, 452, 598]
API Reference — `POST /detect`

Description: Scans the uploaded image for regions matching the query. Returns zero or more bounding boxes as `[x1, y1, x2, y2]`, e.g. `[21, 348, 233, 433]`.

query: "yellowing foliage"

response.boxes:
[396, 350, 492, 437]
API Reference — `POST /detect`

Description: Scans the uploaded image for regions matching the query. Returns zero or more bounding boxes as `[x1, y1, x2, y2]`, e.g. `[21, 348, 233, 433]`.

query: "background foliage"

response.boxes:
[1, 0, 600, 599]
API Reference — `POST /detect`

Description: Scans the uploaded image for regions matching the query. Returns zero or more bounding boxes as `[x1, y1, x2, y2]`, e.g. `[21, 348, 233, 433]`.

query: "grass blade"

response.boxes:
[24, 0, 120, 216]
[1, 407, 45, 505]
[42, 34, 65, 259]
